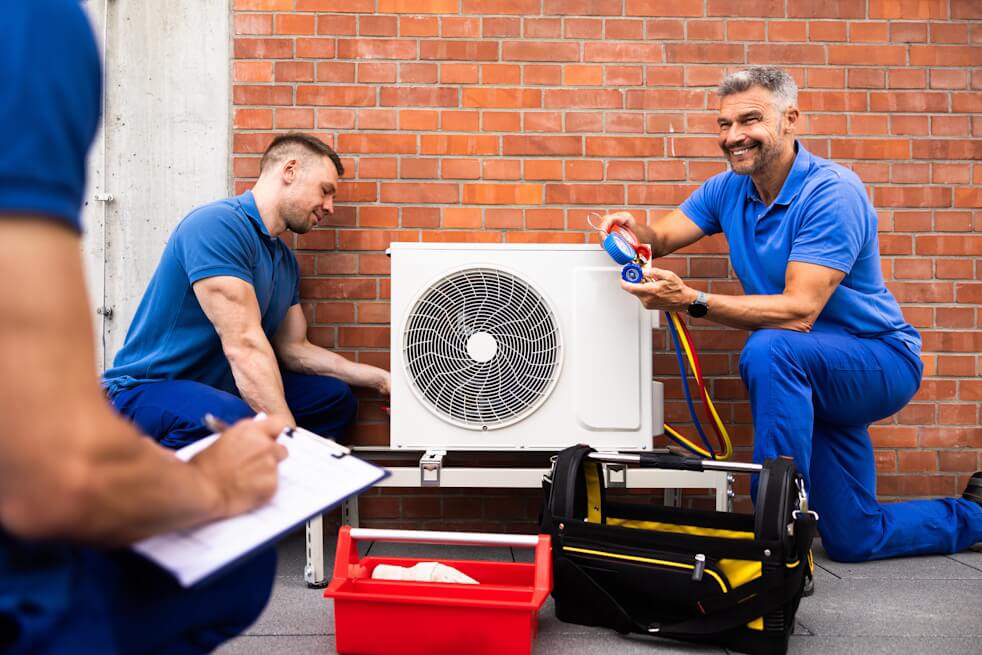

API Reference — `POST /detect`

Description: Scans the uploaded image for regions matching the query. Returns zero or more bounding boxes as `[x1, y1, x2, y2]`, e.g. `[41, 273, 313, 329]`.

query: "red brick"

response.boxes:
[421, 135, 499, 155]
[399, 63, 438, 84]
[847, 68, 885, 89]
[828, 45, 905, 65]
[420, 40, 499, 61]
[380, 87, 459, 107]
[728, 20, 766, 41]
[768, 21, 808, 42]
[234, 38, 294, 59]
[235, 0, 291, 10]
[544, 0, 621, 14]
[831, 139, 909, 160]
[482, 112, 521, 132]
[296, 38, 337, 59]
[442, 111, 481, 131]
[316, 62, 356, 83]
[399, 16, 438, 36]
[910, 45, 980, 66]
[607, 65, 644, 86]
[357, 109, 397, 130]
[898, 450, 938, 472]
[233, 85, 293, 106]
[399, 158, 439, 179]
[441, 63, 479, 84]
[380, 183, 458, 204]
[337, 39, 416, 59]
[869, 0, 948, 19]
[628, 184, 700, 205]
[276, 61, 314, 82]
[939, 451, 979, 472]
[276, 14, 315, 35]
[626, 0, 703, 16]
[235, 14, 273, 35]
[443, 207, 482, 228]
[462, 183, 543, 205]
[912, 140, 982, 160]
[524, 18, 562, 38]
[441, 17, 481, 37]
[401, 207, 441, 228]
[545, 184, 625, 205]
[564, 18, 604, 39]
[626, 90, 705, 110]
[810, 21, 848, 41]
[298, 0, 373, 9]
[274, 108, 314, 129]
[482, 17, 521, 37]
[337, 134, 416, 154]
[798, 90, 867, 111]
[234, 61, 274, 83]
[316, 109, 356, 129]
[606, 19, 645, 40]
[543, 89, 623, 109]
[876, 187, 952, 208]
[585, 137, 665, 157]
[849, 21, 889, 42]
[788, 0, 864, 18]
[462, 0, 539, 14]
[462, 88, 541, 108]
[665, 43, 744, 63]
[502, 41, 581, 62]
[503, 135, 582, 156]
[379, 0, 457, 11]
[890, 21, 928, 42]
[525, 208, 565, 229]
[524, 160, 564, 180]
[952, 0, 982, 19]
[317, 15, 357, 35]
[887, 69, 927, 89]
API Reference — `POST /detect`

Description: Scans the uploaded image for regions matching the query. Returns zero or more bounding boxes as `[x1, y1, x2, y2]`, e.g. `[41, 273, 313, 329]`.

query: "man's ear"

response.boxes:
[783, 106, 799, 135]
[282, 158, 299, 184]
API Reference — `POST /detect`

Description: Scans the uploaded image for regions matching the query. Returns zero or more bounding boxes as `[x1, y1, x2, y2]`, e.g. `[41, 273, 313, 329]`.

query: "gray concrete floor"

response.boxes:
[216, 529, 982, 655]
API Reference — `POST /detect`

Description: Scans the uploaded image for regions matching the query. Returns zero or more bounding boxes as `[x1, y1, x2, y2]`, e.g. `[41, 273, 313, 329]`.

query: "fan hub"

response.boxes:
[466, 331, 498, 363]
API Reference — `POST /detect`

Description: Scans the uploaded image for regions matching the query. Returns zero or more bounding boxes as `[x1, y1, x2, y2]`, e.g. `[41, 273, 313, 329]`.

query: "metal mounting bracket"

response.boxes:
[420, 450, 446, 487]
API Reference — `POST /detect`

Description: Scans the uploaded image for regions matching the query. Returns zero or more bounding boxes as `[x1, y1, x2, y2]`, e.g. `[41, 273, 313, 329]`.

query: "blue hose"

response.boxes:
[665, 311, 717, 459]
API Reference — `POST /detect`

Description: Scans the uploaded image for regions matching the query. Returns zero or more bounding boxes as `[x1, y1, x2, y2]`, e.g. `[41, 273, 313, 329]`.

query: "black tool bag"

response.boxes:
[540, 445, 816, 655]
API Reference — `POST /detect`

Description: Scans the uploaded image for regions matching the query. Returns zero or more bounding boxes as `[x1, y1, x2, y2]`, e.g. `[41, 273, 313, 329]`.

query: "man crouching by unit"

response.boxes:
[600, 66, 982, 562]
[103, 133, 390, 450]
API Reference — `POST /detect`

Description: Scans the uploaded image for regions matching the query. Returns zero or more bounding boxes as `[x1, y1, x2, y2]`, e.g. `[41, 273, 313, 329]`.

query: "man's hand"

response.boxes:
[375, 369, 391, 396]
[189, 415, 290, 520]
[598, 211, 656, 244]
[620, 266, 698, 312]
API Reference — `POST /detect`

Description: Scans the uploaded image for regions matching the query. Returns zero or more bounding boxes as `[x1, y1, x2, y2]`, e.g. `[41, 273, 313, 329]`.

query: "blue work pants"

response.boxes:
[9, 543, 275, 655]
[110, 371, 357, 449]
[739, 329, 982, 562]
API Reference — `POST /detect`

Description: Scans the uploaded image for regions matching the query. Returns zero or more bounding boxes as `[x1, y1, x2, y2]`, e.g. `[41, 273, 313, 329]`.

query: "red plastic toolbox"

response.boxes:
[324, 527, 552, 655]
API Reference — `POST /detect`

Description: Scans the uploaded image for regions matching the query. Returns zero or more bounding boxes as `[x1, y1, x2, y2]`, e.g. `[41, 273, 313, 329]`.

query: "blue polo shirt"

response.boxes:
[1, 2, 107, 652]
[680, 142, 920, 352]
[103, 191, 301, 397]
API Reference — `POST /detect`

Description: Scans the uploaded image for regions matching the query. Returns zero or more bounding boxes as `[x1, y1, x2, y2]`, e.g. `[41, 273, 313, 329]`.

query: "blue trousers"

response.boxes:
[739, 329, 982, 562]
[110, 371, 357, 449]
[8, 542, 276, 655]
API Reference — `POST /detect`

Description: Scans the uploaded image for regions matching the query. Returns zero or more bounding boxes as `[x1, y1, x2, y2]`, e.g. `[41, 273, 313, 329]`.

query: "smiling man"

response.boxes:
[601, 66, 982, 562]
[104, 133, 390, 449]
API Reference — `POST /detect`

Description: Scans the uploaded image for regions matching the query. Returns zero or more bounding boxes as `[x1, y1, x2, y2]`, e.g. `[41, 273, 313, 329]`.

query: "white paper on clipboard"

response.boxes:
[133, 426, 388, 587]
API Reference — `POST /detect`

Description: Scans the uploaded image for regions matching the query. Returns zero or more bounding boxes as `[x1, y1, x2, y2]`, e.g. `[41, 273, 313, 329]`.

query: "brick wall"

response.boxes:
[231, 0, 981, 528]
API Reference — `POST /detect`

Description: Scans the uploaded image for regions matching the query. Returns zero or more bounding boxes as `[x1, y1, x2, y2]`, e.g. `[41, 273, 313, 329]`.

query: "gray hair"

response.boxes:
[717, 66, 798, 111]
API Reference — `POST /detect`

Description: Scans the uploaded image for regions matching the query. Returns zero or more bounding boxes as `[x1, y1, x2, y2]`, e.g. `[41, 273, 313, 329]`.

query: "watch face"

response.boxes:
[688, 302, 708, 318]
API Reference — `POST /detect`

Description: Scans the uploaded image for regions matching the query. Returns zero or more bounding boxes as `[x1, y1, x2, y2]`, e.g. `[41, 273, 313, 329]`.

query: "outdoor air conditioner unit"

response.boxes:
[389, 243, 663, 451]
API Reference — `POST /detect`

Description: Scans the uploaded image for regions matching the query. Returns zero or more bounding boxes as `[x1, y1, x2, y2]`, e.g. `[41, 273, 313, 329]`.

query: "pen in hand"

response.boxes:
[203, 412, 277, 436]
[203, 413, 229, 433]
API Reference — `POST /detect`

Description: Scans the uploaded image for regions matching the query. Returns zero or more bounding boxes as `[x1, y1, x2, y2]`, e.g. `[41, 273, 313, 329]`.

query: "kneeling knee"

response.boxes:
[738, 329, 795, 382]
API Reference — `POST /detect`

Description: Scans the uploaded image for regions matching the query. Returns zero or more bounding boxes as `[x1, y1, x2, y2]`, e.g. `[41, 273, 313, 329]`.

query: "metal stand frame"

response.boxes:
[304, 449, 733, 587]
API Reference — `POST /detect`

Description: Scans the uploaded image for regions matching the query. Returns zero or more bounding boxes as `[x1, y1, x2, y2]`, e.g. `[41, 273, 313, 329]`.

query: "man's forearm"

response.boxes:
[279, 341, 384, 390]
[701, 291, 816, 332]
[225, 336, 294, 419]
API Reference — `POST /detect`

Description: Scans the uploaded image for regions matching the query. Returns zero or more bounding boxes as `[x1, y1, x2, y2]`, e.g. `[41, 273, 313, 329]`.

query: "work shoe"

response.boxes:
[964, 472, 982, 507]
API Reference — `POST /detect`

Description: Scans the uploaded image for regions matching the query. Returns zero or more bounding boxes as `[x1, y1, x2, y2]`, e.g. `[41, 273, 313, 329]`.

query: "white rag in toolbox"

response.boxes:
[371, 562, 479, 584]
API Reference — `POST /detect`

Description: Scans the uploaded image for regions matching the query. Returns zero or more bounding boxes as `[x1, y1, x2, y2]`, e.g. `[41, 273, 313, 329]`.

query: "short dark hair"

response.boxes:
[259, 132, 344, 177]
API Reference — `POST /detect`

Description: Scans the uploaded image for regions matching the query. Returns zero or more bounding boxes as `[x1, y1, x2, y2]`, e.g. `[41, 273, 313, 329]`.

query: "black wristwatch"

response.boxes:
[687, 291, 709, 318]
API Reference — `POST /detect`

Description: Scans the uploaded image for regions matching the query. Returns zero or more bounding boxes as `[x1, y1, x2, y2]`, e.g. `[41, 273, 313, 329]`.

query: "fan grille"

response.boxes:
[402, 267, 562, 429]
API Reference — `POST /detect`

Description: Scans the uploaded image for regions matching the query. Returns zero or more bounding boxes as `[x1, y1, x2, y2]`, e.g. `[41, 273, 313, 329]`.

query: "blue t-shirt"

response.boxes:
[0, 0, 101, 230]
[0, 2, 106, 652]
[680, 142, 920, 352]
[103, 191, 301, 397]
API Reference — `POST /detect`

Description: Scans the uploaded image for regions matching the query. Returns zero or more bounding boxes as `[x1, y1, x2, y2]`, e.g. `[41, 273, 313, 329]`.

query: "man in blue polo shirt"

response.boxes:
[103, 133, 390, 450]
[0, 1, 290, 653]
[602, 66, 981, 562]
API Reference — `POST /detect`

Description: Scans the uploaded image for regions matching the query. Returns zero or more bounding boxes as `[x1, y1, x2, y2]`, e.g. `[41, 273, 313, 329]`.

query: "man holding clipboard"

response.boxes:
[0, 2, 292, 653]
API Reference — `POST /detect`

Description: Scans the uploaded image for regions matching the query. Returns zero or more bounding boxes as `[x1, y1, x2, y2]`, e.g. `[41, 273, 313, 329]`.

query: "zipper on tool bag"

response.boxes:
[561, 538, 731, 594]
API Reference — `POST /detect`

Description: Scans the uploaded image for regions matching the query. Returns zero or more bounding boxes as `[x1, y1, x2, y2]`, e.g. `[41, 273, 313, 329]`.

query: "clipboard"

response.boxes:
[132, 426, 389, 587]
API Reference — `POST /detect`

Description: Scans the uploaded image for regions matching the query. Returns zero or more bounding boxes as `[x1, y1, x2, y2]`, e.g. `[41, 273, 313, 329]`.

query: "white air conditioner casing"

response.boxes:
[389, 243, 663, 451]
